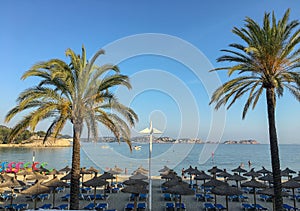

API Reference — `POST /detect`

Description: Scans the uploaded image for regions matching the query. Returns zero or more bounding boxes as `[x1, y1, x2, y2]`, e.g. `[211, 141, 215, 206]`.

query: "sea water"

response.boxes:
[0, 142, 299, 175]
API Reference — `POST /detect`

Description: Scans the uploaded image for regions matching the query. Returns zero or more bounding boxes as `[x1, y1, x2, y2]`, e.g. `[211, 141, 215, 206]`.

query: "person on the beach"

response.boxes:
[181, 168, 185, 178]
[248, 160, 252, 169]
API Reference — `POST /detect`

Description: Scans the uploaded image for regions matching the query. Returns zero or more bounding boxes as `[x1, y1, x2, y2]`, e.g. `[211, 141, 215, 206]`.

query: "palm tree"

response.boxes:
[5, 46, 138, 209]
[210, 9, 300, 210]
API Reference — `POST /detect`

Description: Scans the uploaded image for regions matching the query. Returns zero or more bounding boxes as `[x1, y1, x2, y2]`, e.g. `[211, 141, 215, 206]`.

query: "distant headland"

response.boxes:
[82, 136, 260, 144]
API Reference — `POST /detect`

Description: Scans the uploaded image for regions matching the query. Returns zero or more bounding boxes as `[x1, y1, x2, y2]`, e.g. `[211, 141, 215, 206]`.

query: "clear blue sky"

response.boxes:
[0, 1, 299, 144]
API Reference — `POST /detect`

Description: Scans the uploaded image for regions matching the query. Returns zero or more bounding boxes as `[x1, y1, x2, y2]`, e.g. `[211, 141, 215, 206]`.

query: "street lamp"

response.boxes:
[139, 121, 162, 211]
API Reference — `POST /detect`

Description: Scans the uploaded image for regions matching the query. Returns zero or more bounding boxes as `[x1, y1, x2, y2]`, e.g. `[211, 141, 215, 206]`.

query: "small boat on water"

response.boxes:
[134, 145, 141, 150]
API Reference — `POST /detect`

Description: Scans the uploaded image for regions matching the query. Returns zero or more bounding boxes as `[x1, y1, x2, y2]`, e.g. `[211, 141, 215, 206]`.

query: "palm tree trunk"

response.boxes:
[266, 88, 283, 211]
[69, 123, 81, 210]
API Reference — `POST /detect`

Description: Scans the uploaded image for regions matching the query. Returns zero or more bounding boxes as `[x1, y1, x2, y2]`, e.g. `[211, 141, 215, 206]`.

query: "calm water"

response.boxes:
[0, 142, 299, 175]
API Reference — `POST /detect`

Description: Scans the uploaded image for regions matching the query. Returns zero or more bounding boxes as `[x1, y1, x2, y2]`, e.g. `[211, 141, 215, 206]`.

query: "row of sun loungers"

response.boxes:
[165, 202, 186, 211]
[124, 202, 146, 211]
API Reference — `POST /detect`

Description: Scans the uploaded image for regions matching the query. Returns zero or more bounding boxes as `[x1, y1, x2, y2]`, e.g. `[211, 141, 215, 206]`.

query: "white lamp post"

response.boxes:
[139, 121, 162, 211]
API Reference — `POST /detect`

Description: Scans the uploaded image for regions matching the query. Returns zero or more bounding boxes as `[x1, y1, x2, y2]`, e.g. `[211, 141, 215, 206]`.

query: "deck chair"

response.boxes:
[241, 203, 255, 210]
[95, 203, 108, 210]
[203, 202, 215, 211]
[283, 204, 298, 211]
[215, 203, 226, 210]
[253, 203, 268, 210]
[39, 203, 52, 209]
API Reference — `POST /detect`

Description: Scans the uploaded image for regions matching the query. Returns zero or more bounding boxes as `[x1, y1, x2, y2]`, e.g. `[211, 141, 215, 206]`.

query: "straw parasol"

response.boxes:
[162, 178, 189, 188]
[208, 166, 223, 174]
[211, 185, 243, 211]
[241, 177, 267, 206]
[165, 183, 194, 211]
[282, 167, 297, 180]
[42, 176, 69, 207]
[217, 169, 232, 181]
[161, 171, 178, 180]
[257, 166, 271, 176]
[184, 165, 195, 185]
[82, 177, 108, 206]
[59, 165, 71, 173]
[257, 188, 289, 211]
[16, 170, 33, 181]
[243, 168, 262, 178]
[121, 184, 148, 211]
[26, 172, 49, 181]
[282, 180, 300, 208]
[123, 179, 148, 186]
[0, 177, 26, 207]
[60, 172, 73, 181]
[227, 173, 247, 188]
[129, 172, 148, 180]
[159, 166, 170, 173]
[21, 181, 51, 209]
[258, 173, 274, 187]
[0, 173, 13, 182]
[47, 169, 61, 178]
[87, 166, 99, 176]
[232, 166, 247, 175]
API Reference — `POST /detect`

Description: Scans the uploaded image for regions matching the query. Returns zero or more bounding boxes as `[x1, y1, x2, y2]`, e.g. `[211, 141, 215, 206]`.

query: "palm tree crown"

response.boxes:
[5, 46, 138, 209]
[211, 9, 300, 118]
[210, 9, 300, 211]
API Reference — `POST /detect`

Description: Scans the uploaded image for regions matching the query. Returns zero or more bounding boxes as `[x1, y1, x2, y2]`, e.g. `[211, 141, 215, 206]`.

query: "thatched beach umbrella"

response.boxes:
[59, 165, 71, 173]
[243, 168, 262, 178]
[159, 166, 170, 173]
[282, 167, 297, 180]
[258, 173, 274, 187]
[257, 166, 271, 176]
[282, 180, 300, 208]
[241, 177, 267, 206]
[42, 176, 69, 207]
[26, 172, 49, 181]
[16, 170, 33, 181]
[161, 171, 178, 180]
[202, 179, 228, 204]
[60, 172, 73, 181]
[165, 183, 194, 211]
[87, 166, 99, 176]
[292, 173, 300, 182]
[257, 188, 289, 211]
[162, 178, 189, 188]
[82, 177, 108, 206]
[123, 179, 148, 186]
[227, 173, 247, 188]
[217, 169, 232, 181]
[208, 166, 223, 174]
[21, 181, 51, 209]
[184, 165, 195, 185]
[0, 173, 13, 182]
[211, 185, 243, 211]
[121, 184, 148, 211]
[232, 166, 247, 175]
[0, 177, 26, 207]
[47, 169, 61, 178]
[194, 171, 212, 183]
[129, 172, 148, 180]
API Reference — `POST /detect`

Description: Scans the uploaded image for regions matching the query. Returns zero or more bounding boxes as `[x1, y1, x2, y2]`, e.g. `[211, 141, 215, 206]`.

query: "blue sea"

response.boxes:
[0, 142, 299, 175]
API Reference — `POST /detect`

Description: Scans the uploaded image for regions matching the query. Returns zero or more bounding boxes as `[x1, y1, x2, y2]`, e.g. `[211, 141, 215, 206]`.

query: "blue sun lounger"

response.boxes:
[253, 203, 268, 210]
[95, 203, 108, 210]
[241, 203, 255, 210]
[204, 202, 215, 211]
[283, 204, 298, 211]
[215, 203, 226, 210]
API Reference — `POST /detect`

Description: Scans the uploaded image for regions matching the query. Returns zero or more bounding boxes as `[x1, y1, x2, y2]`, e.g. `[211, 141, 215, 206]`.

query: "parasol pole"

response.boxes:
[139, 121, 162, 211]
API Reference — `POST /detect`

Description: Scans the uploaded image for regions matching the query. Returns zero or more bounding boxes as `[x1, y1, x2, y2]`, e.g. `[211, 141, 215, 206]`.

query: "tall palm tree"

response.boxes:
[5, 46, 138, 209]
[210, 9, 300, 210]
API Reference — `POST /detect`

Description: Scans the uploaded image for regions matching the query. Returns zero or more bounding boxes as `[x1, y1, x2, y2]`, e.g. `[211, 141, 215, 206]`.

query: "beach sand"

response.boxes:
[0, 173, 297, 210]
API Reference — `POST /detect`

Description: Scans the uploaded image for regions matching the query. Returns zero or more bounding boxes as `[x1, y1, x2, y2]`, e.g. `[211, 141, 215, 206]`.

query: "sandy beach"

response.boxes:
[0, 171, 298, 211]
